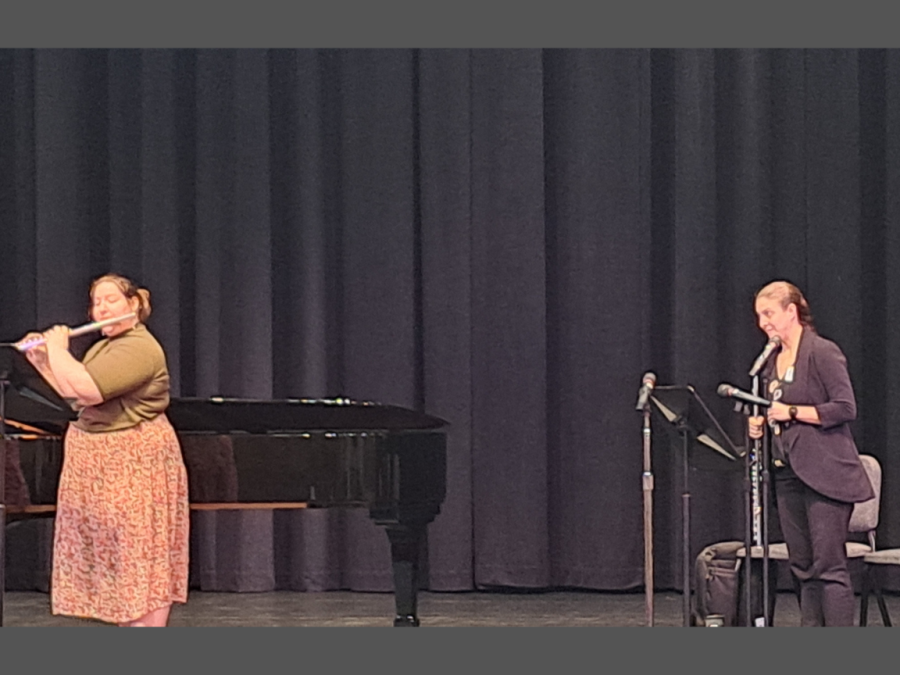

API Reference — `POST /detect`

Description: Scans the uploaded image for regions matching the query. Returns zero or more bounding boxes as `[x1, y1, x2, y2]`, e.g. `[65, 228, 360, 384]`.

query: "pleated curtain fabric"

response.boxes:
[2, 48, 900, 593]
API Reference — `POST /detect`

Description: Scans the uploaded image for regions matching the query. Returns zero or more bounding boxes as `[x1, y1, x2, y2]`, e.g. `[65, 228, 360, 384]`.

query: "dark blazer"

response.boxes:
[763, 328, 874, 504]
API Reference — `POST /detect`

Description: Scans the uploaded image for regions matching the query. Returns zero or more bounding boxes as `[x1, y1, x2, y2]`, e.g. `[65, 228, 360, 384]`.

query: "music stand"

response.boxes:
[0, 343, 77, 626]
[650, 385, 743, 627]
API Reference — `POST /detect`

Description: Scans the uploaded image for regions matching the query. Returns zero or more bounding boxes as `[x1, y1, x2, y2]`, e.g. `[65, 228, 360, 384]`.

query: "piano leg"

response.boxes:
[383, 524, 424, 627]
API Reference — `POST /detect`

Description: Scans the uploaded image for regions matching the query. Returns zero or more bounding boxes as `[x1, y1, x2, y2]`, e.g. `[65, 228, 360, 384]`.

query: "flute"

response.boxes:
[15, 313, 138, 352]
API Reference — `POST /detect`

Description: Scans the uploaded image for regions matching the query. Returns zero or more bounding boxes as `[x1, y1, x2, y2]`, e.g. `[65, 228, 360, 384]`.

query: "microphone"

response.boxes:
[748, 336, 781, 377]
[635, 371, 657, 411]
[717, 383, 771, 408]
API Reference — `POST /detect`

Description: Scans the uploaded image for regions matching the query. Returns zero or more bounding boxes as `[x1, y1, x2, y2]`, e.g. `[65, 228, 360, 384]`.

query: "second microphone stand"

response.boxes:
[737, 357, 776, 627]
[636, 376, 655, 627]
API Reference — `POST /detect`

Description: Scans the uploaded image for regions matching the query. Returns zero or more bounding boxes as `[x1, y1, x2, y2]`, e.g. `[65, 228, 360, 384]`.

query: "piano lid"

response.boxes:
[166, 397, 448, 434]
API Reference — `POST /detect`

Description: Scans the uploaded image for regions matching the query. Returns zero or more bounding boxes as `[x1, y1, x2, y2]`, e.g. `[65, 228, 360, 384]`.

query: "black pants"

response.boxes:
[774, 468, 854, 627]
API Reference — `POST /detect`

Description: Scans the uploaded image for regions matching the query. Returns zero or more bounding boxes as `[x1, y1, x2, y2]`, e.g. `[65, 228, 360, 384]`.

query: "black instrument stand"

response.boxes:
[679, 417, 691, 626]
[0, 344, 76, 627]
[650, 385, 742, 627]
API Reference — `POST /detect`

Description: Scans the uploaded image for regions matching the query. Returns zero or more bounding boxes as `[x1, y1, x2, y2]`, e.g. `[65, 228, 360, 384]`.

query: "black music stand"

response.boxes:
[649, 385, 743, 627]
[0, 343, 77, 626]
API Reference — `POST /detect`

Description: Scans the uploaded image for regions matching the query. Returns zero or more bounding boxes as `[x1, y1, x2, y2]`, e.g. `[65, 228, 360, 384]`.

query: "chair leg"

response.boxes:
[874, 588, 891, 627]
[872, 566, 892, 628]
[860, 564, 871, 627]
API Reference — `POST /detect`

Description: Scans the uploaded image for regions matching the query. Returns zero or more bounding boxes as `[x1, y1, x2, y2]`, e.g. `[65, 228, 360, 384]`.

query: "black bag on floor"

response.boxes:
[693, 541, 743, 627]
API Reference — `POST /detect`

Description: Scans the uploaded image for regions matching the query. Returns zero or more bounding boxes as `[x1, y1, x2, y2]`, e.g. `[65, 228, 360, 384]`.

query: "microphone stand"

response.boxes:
[735, 388, 773, 627]
[757, 375, 772, 628]
[641, 398, 654, 627]
[750, 374, 771, 627]
[737, 340, 778, 628]
[742, 398, 753, 628]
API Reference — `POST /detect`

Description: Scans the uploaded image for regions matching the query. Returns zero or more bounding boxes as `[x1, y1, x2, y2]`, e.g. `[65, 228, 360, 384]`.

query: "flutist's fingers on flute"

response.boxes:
[16, 331, 44, 349]
[748, 415, 765, 439]
[43, 325, 72, 351]
[15, 313, 137, 352]
[17, 331, 49, 364]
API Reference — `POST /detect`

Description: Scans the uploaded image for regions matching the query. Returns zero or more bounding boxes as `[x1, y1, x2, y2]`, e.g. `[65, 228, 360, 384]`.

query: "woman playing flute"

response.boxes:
[17, 273, 189, 627]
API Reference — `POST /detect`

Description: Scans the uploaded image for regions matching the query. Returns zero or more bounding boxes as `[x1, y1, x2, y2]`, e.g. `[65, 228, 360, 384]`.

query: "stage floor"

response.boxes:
[3, 589, 898, 627]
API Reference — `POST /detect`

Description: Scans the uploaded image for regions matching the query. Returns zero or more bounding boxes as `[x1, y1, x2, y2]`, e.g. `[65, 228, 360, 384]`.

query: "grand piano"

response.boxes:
[1, 345, 448, 627]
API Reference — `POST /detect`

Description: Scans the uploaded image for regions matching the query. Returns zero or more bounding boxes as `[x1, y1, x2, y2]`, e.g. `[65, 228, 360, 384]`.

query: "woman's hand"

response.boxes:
[766, 401, 792, 424]
[17, 332, 50, 369]
[43, 325, 71, 352]
[748, 415, 765, 439]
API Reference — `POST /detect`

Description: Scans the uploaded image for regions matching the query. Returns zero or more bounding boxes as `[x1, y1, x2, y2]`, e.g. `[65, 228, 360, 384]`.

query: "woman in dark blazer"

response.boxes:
[749, 280, 873, 627]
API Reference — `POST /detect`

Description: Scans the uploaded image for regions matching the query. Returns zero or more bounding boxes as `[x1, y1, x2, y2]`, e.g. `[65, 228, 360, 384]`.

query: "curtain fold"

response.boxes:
[4, 48, 900, 593]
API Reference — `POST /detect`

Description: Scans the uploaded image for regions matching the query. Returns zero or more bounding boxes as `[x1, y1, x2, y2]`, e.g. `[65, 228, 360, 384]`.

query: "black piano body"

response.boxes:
[1, 397, 448, 627]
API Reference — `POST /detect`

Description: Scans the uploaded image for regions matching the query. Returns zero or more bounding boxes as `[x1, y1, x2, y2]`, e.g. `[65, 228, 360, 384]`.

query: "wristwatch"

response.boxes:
[788, 405, 798, 421]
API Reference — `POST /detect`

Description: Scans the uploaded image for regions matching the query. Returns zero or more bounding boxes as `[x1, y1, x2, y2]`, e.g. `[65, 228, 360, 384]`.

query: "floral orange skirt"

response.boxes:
[51, 413, 190, 623]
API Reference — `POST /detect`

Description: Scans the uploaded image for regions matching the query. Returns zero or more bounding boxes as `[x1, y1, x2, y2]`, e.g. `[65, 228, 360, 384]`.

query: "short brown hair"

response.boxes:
[89, 273, 152, 322]
[756, 280, 815, 331]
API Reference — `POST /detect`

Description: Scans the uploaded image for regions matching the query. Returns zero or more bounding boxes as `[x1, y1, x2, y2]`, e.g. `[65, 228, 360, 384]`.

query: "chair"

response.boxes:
[859, 548, 899, 626]
[734, 454, 882, 624]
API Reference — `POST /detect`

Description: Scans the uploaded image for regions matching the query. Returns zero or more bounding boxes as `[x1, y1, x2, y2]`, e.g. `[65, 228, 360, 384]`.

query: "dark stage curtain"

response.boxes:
[3, 48, 900, 594]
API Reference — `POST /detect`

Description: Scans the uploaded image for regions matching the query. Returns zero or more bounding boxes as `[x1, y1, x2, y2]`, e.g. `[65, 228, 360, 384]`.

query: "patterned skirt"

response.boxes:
[51, 413, 190, 624]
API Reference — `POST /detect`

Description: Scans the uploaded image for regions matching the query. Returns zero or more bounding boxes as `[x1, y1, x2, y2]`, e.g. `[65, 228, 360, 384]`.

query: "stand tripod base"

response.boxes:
[737, 558, 778, 626]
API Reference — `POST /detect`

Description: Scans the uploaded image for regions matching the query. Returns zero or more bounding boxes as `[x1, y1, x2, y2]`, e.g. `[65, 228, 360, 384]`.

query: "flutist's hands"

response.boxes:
[16, 324, 97, 407]
[748, 415, 765, 439]
[43, 325, 71, 352]
[18, 332, 49, 369]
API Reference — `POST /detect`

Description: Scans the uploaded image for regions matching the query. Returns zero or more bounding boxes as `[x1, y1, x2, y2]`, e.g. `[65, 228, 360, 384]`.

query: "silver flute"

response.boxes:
[15, 313, 137, 352]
